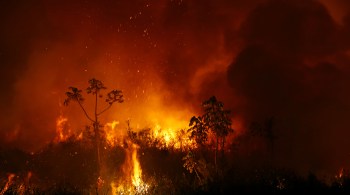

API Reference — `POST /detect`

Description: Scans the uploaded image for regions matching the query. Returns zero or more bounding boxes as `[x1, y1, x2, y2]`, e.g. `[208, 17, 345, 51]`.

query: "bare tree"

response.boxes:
[64, 78, 123, 170]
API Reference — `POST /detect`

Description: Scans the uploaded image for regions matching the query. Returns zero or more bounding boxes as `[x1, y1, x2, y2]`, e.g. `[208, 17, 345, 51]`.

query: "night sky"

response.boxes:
[1, 0, 350, 176]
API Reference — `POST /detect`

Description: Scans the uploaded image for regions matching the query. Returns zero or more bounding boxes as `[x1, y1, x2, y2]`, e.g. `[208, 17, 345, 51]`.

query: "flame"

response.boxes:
[55, 114, 70, 142]
[131, 143, 142, 187]
[111, 141, 149, 194]
[104, 120, 122, 147]
[336, 167, 348, 179]
[103, 117, 196, 150]
[151, 124, 196, 150]
[54, 114, 83, 143]
[338, 168, 344, 178]
[1, 173, 15, 195]
[110, 181, 117, 194]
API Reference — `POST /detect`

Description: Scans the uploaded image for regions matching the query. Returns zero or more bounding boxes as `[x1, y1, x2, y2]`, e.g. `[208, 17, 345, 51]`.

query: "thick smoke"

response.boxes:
[228, 0, 350, 174]
[0, 0, 349, 175]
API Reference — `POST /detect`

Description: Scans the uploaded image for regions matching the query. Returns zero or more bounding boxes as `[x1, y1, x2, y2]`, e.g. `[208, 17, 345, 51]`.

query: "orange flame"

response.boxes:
[104, 120, 123, 147]
[131, 143, 142, 187]
[111, 141, 149, 194]
[54, 114, 83, 143]
[103, 117, 196, 150]
[1, 173, 15, 195]
[151, 124, 196, 150]
[55, 114, 70, 142]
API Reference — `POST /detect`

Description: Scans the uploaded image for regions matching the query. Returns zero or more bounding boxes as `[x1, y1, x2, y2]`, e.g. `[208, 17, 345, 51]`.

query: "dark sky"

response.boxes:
[1, 0, 350, 176]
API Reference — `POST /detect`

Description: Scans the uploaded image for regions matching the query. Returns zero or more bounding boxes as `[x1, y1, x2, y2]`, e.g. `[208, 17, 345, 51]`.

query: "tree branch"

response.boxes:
[76, 98, 94, 123]
[95, 92, 98, 121]
[97, 104, 112, 116]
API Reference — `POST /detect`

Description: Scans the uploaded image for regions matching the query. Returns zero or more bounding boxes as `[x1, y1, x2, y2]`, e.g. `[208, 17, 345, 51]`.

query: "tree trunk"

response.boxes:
[94, 93, 101, 173]
[194, 168, 202, 184]
[221, 136, 225, 162]
[270, 138, 274, 166]
[215, 135, 218, 174]
[94, 122, 101, 173]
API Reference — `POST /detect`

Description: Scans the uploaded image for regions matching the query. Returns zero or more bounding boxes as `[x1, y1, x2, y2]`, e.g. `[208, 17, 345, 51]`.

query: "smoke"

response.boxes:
[0, 0, 349, 175]
[228, 0, 350, 174]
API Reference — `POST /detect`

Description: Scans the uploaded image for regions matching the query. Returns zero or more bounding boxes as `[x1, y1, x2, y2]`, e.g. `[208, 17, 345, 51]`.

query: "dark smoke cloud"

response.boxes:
[228, 0, 350, 174]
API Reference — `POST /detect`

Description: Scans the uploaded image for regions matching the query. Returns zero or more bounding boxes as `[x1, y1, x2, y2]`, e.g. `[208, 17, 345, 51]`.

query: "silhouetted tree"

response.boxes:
[202, 96, 233, 173]
[176, 128, 187, 151]
[64, 78, 123, 171]
[188, 116, 208, 146]
[188, 96, 233, 174]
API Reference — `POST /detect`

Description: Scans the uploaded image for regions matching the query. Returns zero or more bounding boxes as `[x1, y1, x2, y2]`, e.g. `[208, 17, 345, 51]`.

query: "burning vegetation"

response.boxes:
[2, 0, 350, 194]
[1, 78, 350, 194]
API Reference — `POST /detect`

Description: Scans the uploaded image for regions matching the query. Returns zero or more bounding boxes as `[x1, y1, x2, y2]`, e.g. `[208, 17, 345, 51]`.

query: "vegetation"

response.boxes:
[0, 80, 348, 194]
[63, 78, 123, 172]
[1, 143, 350, 194]
[188, 96, 233, 174]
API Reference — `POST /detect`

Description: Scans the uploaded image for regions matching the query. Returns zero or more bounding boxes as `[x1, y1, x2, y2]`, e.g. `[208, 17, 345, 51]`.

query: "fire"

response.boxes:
[338, 168, 344, 179]
[110, 181, 117, 194]
[131, 143, 142, 188]
[151, 124, 196, 150]
[104, 120, 123, 147]
[54, 114, 84, 143]
[111, 140, 149, 194]
[103, 116, 196, 150]
[1, 173, 15, 195]
[55, 114, 70, 142]
[336, 167, 349, 179]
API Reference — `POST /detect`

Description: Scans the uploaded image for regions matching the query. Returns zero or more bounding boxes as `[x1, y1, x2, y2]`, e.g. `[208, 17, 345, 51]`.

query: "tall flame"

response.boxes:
[131, 143, 142, 187]
[110, 140, 149, 194]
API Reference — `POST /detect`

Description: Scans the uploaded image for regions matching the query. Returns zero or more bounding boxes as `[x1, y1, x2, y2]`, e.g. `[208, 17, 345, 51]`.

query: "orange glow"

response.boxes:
[54, 113, 84, 143]
[55, 114, 70, 142]
[336, 167, 348, 179]
[103, 114, 197, 150]
[104, 120, 122, 147]
[151, 123, 196, 150]
[131, 143, 142, 188]
[111, 141, 149, 194]
[1, 173, 15, 194]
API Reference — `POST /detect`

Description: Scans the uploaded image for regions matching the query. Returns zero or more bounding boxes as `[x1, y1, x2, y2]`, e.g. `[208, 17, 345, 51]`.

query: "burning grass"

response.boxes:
[0, 85, 348, 194]
[2, 135, 350, 194]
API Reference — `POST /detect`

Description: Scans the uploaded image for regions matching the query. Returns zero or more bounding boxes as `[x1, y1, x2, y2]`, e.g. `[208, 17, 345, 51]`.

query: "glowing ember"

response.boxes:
[336, 168, 349, 180]
[338, 168, 344, 179]
[1, 173, 15, 194]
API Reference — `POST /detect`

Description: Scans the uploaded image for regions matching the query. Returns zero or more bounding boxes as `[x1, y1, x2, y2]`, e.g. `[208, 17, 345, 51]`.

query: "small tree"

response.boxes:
[187, 96, 233, 174]
[188, 116, 208, 146]
[64, 78, 123, 170]
[202, 96, 233, 173]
